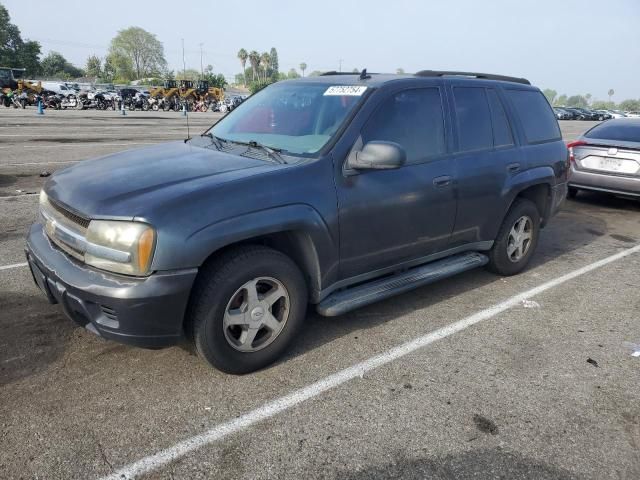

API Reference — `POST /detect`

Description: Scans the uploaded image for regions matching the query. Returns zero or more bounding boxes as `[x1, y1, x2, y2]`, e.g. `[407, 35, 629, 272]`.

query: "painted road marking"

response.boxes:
[98, 243, 640, 480]
[0, 262, 28, 271]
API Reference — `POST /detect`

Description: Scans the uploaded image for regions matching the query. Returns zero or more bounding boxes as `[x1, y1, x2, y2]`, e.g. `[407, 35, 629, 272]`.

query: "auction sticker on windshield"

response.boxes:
[324, 86, 367, 96]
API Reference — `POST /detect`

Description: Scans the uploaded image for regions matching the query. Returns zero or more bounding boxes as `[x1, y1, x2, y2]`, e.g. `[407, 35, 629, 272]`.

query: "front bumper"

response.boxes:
[569, 165, 640, 197]
[26, 223, 198, 348]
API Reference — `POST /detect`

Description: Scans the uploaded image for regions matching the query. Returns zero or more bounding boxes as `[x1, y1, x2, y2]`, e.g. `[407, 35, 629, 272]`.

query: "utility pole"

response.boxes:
[199, 43, 204, 77]
[339, 59, 343, 72]
[181, 39, 186, 79]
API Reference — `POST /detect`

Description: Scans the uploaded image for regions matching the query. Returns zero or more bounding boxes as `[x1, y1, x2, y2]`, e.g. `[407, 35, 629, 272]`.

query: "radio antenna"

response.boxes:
[181, 38, 191, 141]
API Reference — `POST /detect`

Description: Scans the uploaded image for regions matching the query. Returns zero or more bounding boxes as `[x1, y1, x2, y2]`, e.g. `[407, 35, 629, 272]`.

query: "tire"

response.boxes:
[486, 198, 540, 276]
[567, 187, 579, 199]
[186, 245, 308, 374]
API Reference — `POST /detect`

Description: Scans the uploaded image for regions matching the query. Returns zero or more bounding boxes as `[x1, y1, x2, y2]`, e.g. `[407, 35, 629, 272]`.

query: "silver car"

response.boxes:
[568, 118, 640, 198]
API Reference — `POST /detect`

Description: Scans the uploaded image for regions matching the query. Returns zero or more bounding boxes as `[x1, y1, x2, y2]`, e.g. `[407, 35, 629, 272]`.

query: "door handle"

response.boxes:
[507, 163, 521, 173]
[433, 175, 452, 187]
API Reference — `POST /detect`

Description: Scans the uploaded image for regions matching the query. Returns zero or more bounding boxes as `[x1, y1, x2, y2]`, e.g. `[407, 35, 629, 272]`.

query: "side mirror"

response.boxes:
[347, 141, 406, 171]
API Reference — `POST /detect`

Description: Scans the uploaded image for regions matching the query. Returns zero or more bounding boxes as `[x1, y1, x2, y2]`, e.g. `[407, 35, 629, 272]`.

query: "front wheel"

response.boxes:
[486, 198, 540, 276]
[186, 246, 308, 374]
[567, 187, 579, 199]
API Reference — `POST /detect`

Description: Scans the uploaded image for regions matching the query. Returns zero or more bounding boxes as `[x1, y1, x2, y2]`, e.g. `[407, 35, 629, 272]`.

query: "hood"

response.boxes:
[46, 140, 278, 218]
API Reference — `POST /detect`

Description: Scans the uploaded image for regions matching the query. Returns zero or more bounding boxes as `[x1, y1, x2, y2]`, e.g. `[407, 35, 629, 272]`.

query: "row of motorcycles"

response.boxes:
[2, 88, 241, 113]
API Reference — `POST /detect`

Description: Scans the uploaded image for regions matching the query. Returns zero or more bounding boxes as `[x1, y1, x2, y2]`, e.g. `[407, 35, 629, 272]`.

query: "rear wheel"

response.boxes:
[186, 246, 308, 374]
[567, 187, 579, 199]
[487, 198, 540, 276]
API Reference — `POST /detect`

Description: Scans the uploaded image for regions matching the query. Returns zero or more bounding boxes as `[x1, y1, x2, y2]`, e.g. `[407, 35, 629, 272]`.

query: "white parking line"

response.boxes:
[0, 262, 28, 271]
[99, 243, 640, 480]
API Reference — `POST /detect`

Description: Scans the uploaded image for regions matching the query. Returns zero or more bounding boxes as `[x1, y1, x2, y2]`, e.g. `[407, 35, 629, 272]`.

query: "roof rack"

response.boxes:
[320, 71, 359, 76]
[415, 70, 530, 85]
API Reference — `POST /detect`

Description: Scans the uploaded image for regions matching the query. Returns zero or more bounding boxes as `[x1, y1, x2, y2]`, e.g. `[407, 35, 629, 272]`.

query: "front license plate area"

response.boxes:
[27, 257, 57, 304]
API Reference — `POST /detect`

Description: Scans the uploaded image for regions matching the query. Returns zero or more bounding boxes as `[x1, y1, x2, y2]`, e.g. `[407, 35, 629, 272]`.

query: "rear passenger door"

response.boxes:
[336, 86, 457, 280]
[448, 84, 520, 247]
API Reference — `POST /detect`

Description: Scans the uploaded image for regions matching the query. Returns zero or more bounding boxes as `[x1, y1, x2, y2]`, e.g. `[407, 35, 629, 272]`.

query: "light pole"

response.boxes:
[339, 59, 343, 72]
[199, 43, 204, 77]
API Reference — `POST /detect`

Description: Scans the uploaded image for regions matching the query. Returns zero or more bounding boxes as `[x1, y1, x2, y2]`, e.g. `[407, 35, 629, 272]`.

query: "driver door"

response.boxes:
[335, 87, 457, 280]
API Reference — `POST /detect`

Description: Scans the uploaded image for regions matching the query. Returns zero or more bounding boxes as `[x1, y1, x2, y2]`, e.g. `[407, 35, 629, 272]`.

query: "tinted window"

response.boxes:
[486, 89, 513, 147]
[362, 88, 445, 162]
[506, 90, 561, 143]
[453, 87, 493, 151]
[584, 120, 640, 142]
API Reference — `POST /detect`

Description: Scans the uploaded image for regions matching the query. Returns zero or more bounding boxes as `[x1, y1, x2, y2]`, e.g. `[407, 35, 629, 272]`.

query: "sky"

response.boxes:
[3, 0, 640, 100]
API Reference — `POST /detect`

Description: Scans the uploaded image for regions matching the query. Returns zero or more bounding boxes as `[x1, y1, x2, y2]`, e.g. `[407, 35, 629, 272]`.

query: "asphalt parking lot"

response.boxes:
[1, 110, 639, 480]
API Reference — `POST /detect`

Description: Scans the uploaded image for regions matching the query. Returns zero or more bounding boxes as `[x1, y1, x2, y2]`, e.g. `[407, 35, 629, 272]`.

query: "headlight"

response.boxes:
[85, 220, 156, 276]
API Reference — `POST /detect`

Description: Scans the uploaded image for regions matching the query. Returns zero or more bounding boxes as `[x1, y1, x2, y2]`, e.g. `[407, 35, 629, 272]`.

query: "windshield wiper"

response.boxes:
[226, 139, 287, 164]
[200, 132, 226, 150]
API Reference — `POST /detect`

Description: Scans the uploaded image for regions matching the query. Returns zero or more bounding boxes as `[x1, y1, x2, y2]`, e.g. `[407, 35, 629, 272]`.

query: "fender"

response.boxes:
[501, 165, 555, 223]
[169, 203, 338, 300]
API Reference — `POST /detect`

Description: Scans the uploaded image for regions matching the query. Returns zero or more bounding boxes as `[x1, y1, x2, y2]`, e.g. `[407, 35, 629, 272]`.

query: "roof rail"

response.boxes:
[320, 71, 359, 76]
[414, 70, 530, 85]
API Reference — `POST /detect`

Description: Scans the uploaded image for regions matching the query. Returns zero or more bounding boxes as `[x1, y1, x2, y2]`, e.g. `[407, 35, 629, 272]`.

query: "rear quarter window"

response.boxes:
[506, 90, 561, 144]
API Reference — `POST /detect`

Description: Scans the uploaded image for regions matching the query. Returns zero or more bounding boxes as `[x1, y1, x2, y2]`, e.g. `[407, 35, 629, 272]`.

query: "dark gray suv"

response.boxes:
[26, 71, 568, 373]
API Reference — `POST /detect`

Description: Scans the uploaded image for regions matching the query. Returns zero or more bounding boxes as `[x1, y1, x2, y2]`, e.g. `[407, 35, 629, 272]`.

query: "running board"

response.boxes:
[317, 252, 489, 317]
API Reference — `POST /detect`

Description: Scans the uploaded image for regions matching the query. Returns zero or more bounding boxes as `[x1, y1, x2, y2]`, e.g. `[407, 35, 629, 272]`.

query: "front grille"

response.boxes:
[48, 197, 90, 229]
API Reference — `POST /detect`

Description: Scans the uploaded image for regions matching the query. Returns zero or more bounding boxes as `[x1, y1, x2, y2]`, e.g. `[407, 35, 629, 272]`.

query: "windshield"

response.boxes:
[209, 83, 366, 155]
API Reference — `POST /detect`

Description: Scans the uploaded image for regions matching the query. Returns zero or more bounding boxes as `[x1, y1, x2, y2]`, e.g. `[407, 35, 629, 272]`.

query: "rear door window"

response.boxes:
[362, 88, 446, 163]
[506, 90, 561, 144]
[453, 87, 493, 152]
[486, 89, 514, 147]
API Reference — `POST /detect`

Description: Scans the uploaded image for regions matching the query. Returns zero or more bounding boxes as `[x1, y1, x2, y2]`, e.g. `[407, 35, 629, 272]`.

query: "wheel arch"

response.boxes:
[503, 166, 555, 228]
[183, 204, 338, 303]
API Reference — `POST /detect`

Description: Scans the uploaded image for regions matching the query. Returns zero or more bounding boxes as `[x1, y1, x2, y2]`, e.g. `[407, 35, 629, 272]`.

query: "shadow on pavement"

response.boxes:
[336, 448, 579, 480]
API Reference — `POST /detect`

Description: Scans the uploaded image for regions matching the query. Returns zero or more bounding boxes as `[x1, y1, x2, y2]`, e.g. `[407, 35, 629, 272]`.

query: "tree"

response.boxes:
[566, 95, 588, 108]
[0, 4, 41, 76]
[299, 62, 307, 77]
[176, 68, 200, 80]
[109, 27, 166, 80]
[556, 94, 568, 106]
[269, 47, 279, 76]
[542, 88, 557, 105]
[608, 89, 614, 102]
[396, 68, 405, 74]
[40, 51, 83, 79]
[585, 93, 592, 105]
[237, 48, 248, 86]
[248, 51, 260, 82]
[288, 68, 300, 79]
[106, 51, 133, 82]
[309, 70, 323, 77]
[619, 99, 640, 112]
[85, 55, 102, 78]
[260, 52, 270, 82]
[351, 68, 359, 73]
[591, 100, 615, 110]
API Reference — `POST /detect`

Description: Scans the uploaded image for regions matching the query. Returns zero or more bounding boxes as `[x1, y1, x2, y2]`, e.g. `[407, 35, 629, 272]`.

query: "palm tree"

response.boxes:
[248, 51, 260, 82]
[237, 49, 248, 86]
[608, 89, 614, 102]
[260, 52, 271, 82]
[299, 62, 307, 78]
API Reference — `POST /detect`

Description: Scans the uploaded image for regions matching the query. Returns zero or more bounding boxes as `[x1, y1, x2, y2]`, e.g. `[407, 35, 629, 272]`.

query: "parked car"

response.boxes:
[553, 107, 572, 120]
[562, 108, 587, 120]
[592, 110, 612, 120]
[26, 71, 568, 373]
[602, 110, 625, 119]
[624, 111, 640, 118]
[568, 118, 640, 199]
[40, 82, 76, 97]
[571, 108, 601, 121]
